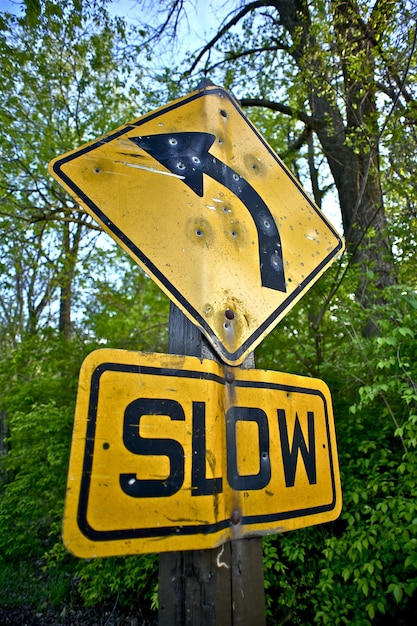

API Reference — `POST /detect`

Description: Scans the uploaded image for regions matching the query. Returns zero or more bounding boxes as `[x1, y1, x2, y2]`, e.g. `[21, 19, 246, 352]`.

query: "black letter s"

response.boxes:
[120, 398, 185, 497]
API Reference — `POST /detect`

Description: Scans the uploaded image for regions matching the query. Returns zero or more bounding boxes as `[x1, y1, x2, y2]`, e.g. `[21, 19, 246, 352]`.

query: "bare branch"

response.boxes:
[201, 44, 288, 75]
[0, 207, 102, 231]
[187, 0, 272, 74]
[240, 97, 316, 128]
[140, 0, 186, 45]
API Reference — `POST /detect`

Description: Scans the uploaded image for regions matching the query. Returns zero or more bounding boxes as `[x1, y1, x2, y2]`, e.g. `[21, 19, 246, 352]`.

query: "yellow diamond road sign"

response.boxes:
[49, 83, 344, 365]
[63, 349, 342, 557]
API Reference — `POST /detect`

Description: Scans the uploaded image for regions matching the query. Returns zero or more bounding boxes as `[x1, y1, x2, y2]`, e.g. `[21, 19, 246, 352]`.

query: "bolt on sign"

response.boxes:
[63, 349, 342, 557]
[49, 82, 344, 366]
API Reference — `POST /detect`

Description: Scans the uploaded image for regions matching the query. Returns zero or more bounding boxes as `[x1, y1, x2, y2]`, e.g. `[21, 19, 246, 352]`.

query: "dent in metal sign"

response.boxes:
[63, 349, 342, 557]
[49, 83, 344, 365]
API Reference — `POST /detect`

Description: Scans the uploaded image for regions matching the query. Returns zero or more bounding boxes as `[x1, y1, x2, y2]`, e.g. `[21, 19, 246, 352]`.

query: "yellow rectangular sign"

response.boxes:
[63, 350, 341, 557]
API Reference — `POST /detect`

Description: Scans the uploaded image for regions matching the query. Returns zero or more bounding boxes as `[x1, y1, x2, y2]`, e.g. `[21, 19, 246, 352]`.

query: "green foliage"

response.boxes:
[0, 332, 159, 618]
[263, 528, 322, 624]
[0, 558, 75, 610]
[0, 333, 84, 559]
[81, 248, 169, 352]
[0, 402, 72, 559]
[75, 554, 158, 610]
[259, 283, 417, 625]
[0, 331, 82, 414]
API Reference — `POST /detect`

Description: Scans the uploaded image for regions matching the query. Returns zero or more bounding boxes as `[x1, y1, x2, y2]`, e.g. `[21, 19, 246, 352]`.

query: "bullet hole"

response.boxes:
[258, 212, 277, 235]
[226, 371, 235, 384]
[271, 253, 283, 271]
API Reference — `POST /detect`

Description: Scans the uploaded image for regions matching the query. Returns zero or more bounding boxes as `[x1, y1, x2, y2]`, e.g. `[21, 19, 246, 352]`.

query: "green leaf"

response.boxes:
[366, 602, 375, 619]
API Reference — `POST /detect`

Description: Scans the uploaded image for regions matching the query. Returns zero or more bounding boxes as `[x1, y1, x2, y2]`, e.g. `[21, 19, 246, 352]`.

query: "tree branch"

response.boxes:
[143, 0, 186, 44]
[187, 0, 273, 74]
[201, 45, 286, 75]
[240, 96, 316, 128]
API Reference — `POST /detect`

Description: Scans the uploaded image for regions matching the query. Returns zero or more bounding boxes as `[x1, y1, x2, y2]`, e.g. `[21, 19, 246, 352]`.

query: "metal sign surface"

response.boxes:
[49, 84, 344, 365]
[63, 349, 342, 557]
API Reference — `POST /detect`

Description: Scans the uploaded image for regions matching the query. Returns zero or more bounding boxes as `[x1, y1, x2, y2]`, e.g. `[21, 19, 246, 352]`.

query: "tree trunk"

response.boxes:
[310, 92, 396, 295]
[275, 0, 397, 307]
[59, 218, 83, 341]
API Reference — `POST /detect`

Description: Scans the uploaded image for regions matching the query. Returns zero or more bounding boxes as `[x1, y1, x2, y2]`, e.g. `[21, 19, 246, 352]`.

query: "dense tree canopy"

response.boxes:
[0, 0, 153, 344]
[0, 1, 416, 624]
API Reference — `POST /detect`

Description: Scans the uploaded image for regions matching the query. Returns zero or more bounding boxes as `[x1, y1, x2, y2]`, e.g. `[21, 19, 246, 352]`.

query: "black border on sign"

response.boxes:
[51, 86, 344, 363]
[76, 362, 339, 542]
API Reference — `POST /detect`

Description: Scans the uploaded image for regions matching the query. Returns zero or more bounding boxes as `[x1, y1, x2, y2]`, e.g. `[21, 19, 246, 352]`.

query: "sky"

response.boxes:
[1, 0, 232, 39]
[109, 0, 239, 68]
[111, 0, 230, 39]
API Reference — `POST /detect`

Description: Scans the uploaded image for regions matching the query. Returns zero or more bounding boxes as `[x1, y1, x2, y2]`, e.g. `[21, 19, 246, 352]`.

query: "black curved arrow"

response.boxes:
[129, 132, 286, 292]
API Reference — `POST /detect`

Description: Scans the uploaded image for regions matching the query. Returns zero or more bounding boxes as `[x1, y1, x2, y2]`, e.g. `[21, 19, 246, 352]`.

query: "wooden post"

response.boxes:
[158, 303, 266, 626]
